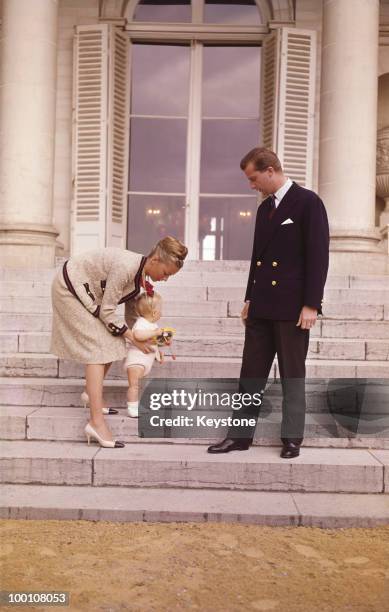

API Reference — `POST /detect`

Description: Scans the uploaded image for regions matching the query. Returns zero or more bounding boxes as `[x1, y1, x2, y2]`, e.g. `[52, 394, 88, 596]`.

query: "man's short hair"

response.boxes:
[240, 147, 282, 172]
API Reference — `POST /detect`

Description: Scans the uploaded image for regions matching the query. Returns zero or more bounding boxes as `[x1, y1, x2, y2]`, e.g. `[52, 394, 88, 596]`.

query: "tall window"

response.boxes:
[127, 0, 263, 259]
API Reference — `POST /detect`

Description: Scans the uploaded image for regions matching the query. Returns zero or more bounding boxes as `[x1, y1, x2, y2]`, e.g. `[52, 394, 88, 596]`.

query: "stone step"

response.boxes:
[169, 273, 389, 290]
[0, 440, 386, 493]
[0, 261, 250, 281]
[0, 281, 214, 302]
[1, 267, 388, 287]
[0, 313, 248, 334]
[1, 295, 388, 322]
[321, 320, 389, 338]
[308, 338, 389, 361]
[1, 485, 388, 527]
[0, 268, 57, 282]
[3, 282, 389, 307]
[212, 287, 389, 304]
[1, 406, 387, 444]
[323, 288, 389, 305]
[2, 332, 389, 361]
[0, 298, 229, 317]
[0, 283, 209, 303]
[228, 302, 386, 320]
[2, 377, 388, 414]
[1, 353, 389, 379]
[2, 312, 389, 338]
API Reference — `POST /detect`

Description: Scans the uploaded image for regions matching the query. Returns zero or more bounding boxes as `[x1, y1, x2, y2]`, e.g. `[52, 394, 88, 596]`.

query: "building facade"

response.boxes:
[1, 0, 389, 272]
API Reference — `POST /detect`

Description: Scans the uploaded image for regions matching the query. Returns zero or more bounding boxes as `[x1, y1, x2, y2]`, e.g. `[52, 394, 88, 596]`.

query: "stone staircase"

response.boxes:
[0, 262, 389, 527]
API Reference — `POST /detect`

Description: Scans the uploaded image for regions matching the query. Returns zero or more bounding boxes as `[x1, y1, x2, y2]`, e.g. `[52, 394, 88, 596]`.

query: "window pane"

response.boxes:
[200, 120, 260, 193]
[204, 0, 262, 24]
[134, 0, 191, 22]
[129, 118, 187, 192]
[127, 195, 185, 253]
[199, 197, 258, 260]
[131, 44, 190, 116]
[202, 46, 261, 117]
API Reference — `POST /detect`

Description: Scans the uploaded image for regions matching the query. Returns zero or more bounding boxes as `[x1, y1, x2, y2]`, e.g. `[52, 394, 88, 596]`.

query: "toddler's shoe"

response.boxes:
[127, 401, 139, 418]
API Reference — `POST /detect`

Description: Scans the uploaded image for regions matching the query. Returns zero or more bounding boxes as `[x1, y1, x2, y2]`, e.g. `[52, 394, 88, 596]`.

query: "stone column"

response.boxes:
[0, 0, 59, 268]
[319, 0, 382, 267]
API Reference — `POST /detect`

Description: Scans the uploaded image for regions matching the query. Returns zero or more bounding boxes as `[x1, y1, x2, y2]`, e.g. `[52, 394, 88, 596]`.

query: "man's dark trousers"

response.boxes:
[229, 317, 310, 444]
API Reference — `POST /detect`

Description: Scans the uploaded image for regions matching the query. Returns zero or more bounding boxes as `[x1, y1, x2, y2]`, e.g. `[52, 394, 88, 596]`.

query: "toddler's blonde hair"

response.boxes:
[135, 291, 162, 318]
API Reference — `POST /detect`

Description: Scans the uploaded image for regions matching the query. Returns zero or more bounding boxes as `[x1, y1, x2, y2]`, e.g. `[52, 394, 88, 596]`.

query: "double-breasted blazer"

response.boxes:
[245, 182, 330, 321]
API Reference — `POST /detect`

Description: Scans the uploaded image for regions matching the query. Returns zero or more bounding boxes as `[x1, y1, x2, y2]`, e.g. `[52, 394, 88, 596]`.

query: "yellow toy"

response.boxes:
[154, 327, 176, 359]
[154, 326, 175, 345]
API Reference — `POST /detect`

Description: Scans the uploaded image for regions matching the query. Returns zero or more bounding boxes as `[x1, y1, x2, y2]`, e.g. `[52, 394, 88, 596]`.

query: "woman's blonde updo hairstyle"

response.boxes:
[148, 236, 188, 269]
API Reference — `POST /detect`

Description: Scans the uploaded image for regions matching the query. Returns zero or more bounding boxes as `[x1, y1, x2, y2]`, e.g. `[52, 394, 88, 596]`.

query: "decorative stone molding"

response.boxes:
[99, 0, 284, 22]
[376, 126, 389, 228]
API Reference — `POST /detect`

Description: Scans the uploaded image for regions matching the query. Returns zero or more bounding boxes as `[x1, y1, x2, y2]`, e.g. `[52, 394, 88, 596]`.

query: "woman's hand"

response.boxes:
[132, 338, 154, 354]
[124, 329, 154, 353]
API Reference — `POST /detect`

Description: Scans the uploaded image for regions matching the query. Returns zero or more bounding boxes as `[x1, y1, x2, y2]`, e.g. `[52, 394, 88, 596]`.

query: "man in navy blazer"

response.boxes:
[208, 147, 330, 458]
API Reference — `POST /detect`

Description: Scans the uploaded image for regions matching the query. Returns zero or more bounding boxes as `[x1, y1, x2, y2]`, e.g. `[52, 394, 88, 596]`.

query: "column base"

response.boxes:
[329, 251, 389, 275]
[0, 223, 59, 268]
[328, 226, 389, 273]
[330, 227, 382, 252]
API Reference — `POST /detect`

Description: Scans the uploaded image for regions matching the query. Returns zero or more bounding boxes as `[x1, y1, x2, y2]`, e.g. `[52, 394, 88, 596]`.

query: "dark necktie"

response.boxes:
[268, 194, 276, 220]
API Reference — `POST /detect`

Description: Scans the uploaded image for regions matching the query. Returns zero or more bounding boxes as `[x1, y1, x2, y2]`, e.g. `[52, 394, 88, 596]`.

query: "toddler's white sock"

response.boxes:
[127, 401, 139, 418]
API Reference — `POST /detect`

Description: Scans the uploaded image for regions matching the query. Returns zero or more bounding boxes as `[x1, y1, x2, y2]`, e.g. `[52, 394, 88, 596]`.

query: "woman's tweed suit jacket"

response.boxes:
[50, 248, 146, 364]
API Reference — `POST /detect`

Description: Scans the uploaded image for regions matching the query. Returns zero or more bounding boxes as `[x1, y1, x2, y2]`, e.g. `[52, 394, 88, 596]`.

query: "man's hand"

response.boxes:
[296, 306, 318, 330]
[241, 301, 250, 324]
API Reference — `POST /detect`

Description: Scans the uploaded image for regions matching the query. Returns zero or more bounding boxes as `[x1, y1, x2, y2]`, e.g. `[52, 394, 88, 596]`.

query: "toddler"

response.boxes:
[125, 291, 164, 418]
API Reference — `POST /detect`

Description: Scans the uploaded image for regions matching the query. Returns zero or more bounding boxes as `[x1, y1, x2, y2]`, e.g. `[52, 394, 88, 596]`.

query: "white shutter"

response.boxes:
[106, 28, 129, 248]
[72, 25, 109, 253]
[261, 28, 316, 188]
[72, 24, 129, 254]
[261, 31, 279, 151]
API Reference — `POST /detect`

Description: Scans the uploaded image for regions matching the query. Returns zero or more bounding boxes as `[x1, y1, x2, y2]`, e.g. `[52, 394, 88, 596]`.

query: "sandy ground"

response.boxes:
[0, 520, 388, 612]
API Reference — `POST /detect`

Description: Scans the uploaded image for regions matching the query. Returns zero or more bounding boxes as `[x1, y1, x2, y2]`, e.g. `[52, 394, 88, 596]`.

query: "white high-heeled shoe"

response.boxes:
[85, 423, 125, 448]
[81, 391, 119, 415]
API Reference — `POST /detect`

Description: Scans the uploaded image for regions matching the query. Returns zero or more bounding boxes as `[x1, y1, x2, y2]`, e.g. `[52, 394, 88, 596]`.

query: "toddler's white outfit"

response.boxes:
[124, 316, 159, 375]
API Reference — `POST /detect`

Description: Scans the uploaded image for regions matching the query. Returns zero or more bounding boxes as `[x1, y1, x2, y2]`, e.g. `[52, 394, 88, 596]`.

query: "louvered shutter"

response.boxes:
[72, 25, 108, 253]
[106, 28, 129, 248]
[72, 24, 129, 254]
[261, 31, 279, 151]
[260, 28, 316, 188]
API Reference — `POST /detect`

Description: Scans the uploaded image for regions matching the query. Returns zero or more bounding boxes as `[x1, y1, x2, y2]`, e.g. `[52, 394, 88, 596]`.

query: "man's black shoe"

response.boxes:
[207, 438, 251, 454]
[280, 442, 300, 459]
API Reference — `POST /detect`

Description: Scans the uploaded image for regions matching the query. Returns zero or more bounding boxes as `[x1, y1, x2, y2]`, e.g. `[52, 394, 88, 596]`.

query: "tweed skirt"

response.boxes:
[50, 268, 127, 365]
